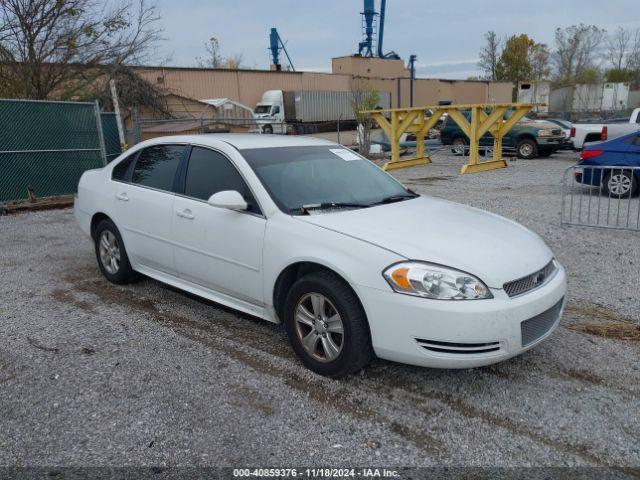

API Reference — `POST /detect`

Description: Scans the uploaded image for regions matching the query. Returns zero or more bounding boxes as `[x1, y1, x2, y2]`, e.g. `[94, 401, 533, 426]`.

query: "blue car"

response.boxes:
[575, 131, 640, 196]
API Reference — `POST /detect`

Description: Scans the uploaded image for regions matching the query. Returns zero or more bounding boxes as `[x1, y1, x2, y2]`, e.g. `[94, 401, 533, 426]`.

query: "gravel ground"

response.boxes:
[0, 150, 639, 471]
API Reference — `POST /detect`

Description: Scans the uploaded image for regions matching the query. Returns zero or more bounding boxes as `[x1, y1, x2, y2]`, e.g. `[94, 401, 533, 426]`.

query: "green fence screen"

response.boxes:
[100, 112, 123, 163]
[0, 99, 121, 203]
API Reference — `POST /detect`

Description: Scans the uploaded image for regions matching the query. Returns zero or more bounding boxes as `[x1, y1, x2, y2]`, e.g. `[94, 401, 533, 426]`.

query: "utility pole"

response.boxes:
[110, 79, 127, 151]
[409, 55, 417, 108]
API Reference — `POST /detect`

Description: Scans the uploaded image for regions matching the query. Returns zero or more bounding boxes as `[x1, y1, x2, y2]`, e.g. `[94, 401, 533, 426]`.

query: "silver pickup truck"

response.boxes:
[570, 108, 640, 150]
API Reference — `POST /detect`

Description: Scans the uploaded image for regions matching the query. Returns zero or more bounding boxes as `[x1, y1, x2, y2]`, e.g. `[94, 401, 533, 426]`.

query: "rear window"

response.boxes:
[112, 152, 138, 182]
[131, 145, 184, 192]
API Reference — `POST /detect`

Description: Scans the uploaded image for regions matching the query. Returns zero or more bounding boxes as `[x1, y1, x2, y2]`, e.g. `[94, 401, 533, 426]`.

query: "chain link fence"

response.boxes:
[101, 112, 123, 163]
[0, 99, 121, 203]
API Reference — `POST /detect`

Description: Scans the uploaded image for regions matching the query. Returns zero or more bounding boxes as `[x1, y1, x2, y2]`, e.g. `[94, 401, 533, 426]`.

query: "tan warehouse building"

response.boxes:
[133, 55, 512, 115]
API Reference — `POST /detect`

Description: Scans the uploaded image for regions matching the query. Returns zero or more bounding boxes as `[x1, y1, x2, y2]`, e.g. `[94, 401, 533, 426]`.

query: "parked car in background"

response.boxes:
[570, 107, 640, 150]
[74, 134, 566, 377]
[544, 118, 574, 149]
[440, 110, 564, 159]
[371, 130, 442, 152]
[574, 130, 640, 196]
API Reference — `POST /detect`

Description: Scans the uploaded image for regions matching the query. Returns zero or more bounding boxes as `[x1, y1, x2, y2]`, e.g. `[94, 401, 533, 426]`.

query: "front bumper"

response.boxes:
[537, 136, 564, 147]
[355, 263, 567, 369]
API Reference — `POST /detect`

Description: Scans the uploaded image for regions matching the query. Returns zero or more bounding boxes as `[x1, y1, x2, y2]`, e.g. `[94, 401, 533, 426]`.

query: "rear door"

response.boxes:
[172, 146, 266, 305]
[111, 144, 186, 275]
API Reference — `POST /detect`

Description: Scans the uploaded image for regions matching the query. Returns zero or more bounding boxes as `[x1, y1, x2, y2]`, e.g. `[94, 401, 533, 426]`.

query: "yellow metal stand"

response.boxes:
[366, 103, 535, 174]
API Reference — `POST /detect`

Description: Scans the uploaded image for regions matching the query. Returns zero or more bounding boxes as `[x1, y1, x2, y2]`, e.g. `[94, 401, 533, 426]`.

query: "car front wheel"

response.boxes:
[516, 138, 538, 159]
[284, 271, 372, 377]
[94, 218, 138, 284]
[451, 137, 468, 156]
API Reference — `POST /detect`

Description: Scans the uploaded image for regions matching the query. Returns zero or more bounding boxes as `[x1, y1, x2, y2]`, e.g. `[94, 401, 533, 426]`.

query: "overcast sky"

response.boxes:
[153, 0, 640, 79]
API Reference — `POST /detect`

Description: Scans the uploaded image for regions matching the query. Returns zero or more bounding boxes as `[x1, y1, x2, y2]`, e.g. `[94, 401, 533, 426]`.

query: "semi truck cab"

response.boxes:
[254, 90, 286, 134]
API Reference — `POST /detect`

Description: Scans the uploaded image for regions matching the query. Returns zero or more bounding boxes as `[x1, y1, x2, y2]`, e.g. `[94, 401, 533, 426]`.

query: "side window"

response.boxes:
[272, 106, 280, 115]
[112, 152, 138, 182]
[184, 147, 261, 214]
[131, 145, 184, 192]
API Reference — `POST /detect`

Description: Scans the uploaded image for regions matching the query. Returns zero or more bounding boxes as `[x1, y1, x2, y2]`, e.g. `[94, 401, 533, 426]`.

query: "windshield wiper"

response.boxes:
[305, 202, 370, 210]
[368, 192, 419, 206]
[289, 202, 370, 215]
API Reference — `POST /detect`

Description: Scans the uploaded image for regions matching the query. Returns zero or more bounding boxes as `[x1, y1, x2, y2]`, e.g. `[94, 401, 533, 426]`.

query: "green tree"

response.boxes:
[495, 34, 534, 85]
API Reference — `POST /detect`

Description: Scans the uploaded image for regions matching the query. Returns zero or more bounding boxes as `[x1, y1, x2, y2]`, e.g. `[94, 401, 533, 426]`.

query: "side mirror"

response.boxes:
[207, 190, 248, 211]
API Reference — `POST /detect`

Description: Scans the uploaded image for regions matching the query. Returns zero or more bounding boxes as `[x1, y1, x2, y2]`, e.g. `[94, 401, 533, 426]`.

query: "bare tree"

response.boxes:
[196, 37, 223, 68]
[478, 31, 500, 81]
[196, 36, 243, 69]
[95, 64, 171, 121]
[350, 78, 379, 158]
[530, 43, 551, 81]
[553, 24, 606, 85]
[0, 0, 161, 100]
[607, 27, 632, 70]
[605, 27, 640, 84]
[223, 53, 243, 70]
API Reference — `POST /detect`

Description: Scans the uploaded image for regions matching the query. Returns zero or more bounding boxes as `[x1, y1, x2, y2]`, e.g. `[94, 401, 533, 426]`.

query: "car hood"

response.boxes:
[296, 196, 553, 288]
[527, 120, 558, 129]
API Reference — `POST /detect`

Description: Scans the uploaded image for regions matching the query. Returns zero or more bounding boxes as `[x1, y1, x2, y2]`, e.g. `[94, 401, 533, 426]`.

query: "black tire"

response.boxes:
[283, 271, 372, 377]
[94, 219, 138, 284]
[516, 138, 538, 159]
[602, 170, 639, 197]
[451, 137, 468, 156]
[263, 124, 273, 134]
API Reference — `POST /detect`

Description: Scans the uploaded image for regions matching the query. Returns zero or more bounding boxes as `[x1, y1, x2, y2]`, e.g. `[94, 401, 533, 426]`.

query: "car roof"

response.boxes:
[139, 133, 337, 150]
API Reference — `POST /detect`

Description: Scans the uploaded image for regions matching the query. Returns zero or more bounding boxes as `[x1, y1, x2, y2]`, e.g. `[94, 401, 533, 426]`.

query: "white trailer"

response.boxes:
[253, 89, 391, 134]
[517, 81, 550, 112]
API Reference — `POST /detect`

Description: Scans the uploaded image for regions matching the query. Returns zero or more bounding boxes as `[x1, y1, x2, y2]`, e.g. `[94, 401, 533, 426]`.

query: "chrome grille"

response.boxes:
[415, 338, 501, 355]
[521, 297, 564, 347]
[503, 260, 557, 298]
[551, 128, 562, 136]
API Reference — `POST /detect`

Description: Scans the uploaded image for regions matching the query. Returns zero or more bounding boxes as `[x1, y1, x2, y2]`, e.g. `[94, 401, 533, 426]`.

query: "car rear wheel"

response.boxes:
[284, 271, 372, 377]
[94, 219, 138, 284]
[603, 170, 638, 197]
[516, 138, 538, 159]
[451, 137, 468, 156]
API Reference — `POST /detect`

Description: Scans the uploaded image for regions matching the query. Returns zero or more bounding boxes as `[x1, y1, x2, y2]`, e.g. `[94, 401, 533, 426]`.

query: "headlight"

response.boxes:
[537, 129, 555, 137]
[383, 262, 493, 300]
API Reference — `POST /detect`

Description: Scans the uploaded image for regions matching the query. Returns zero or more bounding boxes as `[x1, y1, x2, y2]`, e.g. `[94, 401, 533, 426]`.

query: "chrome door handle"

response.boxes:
[176, 208, 195, 219]
[115, 192, 129, 201]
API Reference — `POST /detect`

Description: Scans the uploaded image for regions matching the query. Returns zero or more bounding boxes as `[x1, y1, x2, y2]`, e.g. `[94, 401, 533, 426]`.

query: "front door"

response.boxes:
[172, 146, 266, 305]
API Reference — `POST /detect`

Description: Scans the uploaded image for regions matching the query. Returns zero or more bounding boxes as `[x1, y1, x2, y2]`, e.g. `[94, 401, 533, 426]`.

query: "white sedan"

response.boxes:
[75, 134, 567, 377]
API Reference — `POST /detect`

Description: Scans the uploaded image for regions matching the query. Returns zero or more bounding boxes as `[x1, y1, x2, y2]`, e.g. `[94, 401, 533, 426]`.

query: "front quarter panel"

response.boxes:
[262, 212, 404, 320]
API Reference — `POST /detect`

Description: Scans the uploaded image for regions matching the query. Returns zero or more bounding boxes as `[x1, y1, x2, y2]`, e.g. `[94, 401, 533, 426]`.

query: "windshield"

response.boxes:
[254, 105, 271, 114]
[240, 146, 413, 214]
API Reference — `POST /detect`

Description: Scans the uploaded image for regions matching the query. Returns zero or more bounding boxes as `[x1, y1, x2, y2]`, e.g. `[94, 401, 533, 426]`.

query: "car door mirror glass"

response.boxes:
[207, 190, 248, 211]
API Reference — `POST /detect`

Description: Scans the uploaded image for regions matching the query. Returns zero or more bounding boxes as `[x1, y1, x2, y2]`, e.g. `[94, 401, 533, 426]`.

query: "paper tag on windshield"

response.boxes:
[330, 148, 361, 161]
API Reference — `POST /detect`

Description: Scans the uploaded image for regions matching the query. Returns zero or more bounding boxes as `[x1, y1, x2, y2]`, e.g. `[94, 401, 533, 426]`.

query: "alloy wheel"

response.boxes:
[99, 230, 120, 274]
[294, 293, 344, 362]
